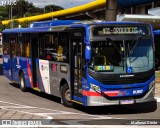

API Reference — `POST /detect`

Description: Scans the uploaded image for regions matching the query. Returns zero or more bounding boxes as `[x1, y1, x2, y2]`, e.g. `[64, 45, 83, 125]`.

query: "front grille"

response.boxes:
[102, 75, 151, 85]
[89, 69, 154, 85]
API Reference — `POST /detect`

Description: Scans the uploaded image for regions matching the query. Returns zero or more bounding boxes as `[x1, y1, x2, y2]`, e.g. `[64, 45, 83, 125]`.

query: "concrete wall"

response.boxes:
[135, 5, 146, 14]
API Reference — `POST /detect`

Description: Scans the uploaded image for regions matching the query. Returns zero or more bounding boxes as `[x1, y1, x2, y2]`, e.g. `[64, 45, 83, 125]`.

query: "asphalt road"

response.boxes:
[0, 59, 160, 125]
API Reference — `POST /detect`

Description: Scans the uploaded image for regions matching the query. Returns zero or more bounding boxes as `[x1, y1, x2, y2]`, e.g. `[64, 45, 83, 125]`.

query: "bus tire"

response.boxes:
[19, 72, 27, 92]
[61, 84, 73, 107]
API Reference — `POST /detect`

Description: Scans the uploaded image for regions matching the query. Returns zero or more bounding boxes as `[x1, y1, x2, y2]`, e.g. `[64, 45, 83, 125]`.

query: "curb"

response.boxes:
[155, 97, 160, 102]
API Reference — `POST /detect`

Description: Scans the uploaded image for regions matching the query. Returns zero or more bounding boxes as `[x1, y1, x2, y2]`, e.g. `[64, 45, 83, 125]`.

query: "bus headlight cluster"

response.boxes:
[149, 80, 155, 90]
[90, 83, 101, 93]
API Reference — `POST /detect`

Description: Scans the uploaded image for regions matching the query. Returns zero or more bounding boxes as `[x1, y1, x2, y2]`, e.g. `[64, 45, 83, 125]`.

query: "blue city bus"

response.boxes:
[154, 30, 160, 69]
[2, 20, 155, 107]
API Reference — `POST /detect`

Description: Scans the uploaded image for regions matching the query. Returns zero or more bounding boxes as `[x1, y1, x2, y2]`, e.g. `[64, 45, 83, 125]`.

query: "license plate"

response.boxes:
[120, 100, 134, 105]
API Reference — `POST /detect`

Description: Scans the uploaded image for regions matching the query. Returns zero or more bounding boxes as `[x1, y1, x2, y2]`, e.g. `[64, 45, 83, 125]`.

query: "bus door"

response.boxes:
[9, 38, 17, 80]
[31, 37, 39, 88]
[8, 38, 14, 80]
[70, 38, 83, 99]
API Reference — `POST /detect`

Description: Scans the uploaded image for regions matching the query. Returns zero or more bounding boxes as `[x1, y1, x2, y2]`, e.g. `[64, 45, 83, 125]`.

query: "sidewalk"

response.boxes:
[0, 58, 2, 64]
[155, 83, 160, 98]
[0, 109, 46, 119]
[155, 70, 160, 98]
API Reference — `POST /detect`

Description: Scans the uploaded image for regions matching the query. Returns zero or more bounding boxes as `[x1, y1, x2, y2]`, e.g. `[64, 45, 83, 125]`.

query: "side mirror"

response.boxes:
[85, 45, 91, 60]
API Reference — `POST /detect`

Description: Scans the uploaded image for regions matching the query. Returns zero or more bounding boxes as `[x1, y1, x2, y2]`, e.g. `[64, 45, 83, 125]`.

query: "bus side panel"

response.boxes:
[25, 58, 33, 88]
[12, 57, 20, 82]
[35, 59, 70, 97]
[36, 59, 70, 97]
[49, 61, 62, 97]
[3, 55, 12, 80]
[49, 62, 70, 97]
[35, 59, 46, 93]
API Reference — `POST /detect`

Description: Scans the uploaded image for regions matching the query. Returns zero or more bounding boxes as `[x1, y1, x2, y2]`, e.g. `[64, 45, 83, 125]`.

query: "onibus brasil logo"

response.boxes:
[2, 0, 17, 6]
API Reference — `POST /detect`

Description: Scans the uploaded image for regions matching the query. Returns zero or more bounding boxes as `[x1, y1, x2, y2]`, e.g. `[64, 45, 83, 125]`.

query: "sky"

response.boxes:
[26, 0, 94, 9]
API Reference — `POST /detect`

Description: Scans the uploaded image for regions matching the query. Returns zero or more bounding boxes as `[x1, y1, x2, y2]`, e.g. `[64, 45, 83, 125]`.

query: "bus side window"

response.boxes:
[57, 43, 63, 61]
[26, 42, 30, 57]
[11, 38, 18, 58]
[18, 36, 26, 57]
[3, 44, 9, 55]
[56, 33, 69, 62]
[39, 33, 57, 60]
[3, 35, 10, 55]
[24, 34, 30, 58]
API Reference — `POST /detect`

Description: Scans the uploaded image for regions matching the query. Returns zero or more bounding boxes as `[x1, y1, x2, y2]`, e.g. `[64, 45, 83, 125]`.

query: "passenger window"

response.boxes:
[39, 33, 56, 60]
[24, 34, 31, 58]
[39, 32, 69, 63]
[57, 33, 69, 62]
[3, 35, 10, 55]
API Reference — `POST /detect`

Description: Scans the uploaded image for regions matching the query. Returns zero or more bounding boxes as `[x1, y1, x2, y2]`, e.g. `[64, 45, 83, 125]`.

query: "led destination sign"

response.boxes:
[93, 26, 150, 36]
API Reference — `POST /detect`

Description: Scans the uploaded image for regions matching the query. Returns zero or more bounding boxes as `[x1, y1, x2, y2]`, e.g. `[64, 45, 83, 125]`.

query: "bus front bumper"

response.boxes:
[86, 86, 156, 106]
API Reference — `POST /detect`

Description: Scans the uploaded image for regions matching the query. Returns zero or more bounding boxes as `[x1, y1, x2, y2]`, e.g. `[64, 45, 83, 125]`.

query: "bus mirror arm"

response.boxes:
[83, 60, 90, 70]
[137, 36, 142, 41]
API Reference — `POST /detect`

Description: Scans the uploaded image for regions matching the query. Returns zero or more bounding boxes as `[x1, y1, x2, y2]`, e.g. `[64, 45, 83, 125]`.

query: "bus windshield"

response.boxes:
[89, 37, 153, 74]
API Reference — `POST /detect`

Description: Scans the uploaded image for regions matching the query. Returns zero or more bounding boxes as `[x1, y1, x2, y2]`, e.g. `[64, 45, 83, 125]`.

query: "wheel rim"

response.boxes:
[65, 89, 71, 102]
[20, 77, 24, 88]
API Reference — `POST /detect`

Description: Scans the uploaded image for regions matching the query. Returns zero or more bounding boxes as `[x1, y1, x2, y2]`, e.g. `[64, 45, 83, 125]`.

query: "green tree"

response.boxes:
[20, 20, 31, 28]
[0, 0, 64, 28]
[11, 0, 63, 18]
[7, 20, 19, 28]
[11, 0, 35, 18]
[0, 6, 8, 20]
[0, 20, 2, 32]
[44, 5, 64, 13]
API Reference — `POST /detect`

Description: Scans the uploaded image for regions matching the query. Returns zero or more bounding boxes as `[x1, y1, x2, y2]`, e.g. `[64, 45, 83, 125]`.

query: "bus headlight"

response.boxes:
[149, 80, 155, 90]
[90, 83, 101, 93]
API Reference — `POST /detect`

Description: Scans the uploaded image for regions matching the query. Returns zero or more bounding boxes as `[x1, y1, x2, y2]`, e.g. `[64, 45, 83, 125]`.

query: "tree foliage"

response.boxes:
[11, 0, 43, 18]
[10, 0, 63, 18]
[0, 6, 8, 20]
[44, 4, 64, 13]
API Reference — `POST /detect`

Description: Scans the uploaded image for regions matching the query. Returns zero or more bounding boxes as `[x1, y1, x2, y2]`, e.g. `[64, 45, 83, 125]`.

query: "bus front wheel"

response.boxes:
[19, 72, 27, 92]
[61, 84, 73, 107]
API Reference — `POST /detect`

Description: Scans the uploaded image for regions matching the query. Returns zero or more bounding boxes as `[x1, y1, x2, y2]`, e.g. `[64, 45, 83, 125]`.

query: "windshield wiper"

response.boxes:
[106, 37, 124, 59]
[106, 37, 126, 70]
[123, 40, 126, 70]
[129, 36, 142, 55]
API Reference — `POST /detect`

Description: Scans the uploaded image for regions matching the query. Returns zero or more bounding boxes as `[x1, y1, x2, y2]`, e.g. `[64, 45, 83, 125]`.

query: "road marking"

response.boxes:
[0, 100, 53, 119]
[0, 100, 32, 107]
[0, 106, 36, 109]
[0, 100, 117, 119]
[32, 113, 75, 115]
